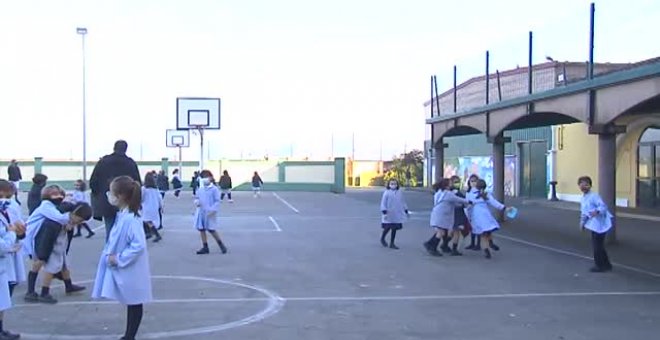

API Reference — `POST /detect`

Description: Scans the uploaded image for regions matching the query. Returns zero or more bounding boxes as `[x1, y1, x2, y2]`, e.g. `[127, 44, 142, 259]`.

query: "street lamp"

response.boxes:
[76, 27, 88, 182]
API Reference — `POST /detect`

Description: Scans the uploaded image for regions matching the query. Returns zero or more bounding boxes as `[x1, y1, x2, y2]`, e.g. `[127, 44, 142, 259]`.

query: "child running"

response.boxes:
[379, 179, 409, 249]
[578, 176, 614, 273]
[466, 179, 511, 259]
[424, 178, 470, 256]
[92, 176, 152, 340]
[194, 170, 228, 254]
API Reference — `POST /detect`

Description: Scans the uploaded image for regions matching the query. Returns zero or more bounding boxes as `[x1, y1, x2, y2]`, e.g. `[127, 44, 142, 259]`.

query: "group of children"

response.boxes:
[379, 174, 614, 270]
[0, 166, 235, 340]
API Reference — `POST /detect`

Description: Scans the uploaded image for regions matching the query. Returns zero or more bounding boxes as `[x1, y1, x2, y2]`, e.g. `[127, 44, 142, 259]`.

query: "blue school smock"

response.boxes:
[0, 201, 26, 284]
[92, 208, 152, 305]
[0, 225, 17, 311]
[580, 191, 613, 234]
[466, 190, 505, 235]
[380, 188, 408, 225]
[23, 201, 70, 257]
[430, 189, 468, 229]
[194, 184, 220, 231]
[141, 187, 162, 226]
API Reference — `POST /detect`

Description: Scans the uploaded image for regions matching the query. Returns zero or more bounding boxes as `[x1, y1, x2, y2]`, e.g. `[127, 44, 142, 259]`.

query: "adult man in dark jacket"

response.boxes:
[7, 159, 22, 205]
[89, 140, 141, 241]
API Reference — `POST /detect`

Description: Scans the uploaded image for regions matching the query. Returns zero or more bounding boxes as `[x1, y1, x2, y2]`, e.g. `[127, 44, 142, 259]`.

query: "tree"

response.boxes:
[383, 149, 424, 187]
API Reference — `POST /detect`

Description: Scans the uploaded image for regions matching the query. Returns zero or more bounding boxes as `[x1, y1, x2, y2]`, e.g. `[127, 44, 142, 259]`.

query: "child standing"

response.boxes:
[379, 179, 409, 249]
[171, 169, 183, 198]
[92, 176, 152, 340]
[466, 179, 510, 259]
[578, 176, 614, 273]
[70, 179, 95, 238]
[141, 173, 163, 243]
[0, 180, 25, 340]
[0, 180, 26, 300]
[194, 170, 228, 255]
[252, 171, 264, 198]
[219, 170, 233, 202]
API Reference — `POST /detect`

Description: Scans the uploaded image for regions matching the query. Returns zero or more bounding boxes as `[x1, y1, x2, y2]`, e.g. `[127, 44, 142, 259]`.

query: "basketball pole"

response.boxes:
[198, 127, 205, 171]
[177, 145, 183, 176]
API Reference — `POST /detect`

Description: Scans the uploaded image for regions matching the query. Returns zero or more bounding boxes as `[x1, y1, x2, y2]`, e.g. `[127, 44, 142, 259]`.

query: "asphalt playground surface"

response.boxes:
[8, 188, 660, 339]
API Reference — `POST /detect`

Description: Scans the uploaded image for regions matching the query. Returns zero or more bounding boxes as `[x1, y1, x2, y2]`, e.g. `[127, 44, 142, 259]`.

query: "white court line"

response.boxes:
[273, 192, 300, 213]
[497, 233, 660, 279]
[91, 225, 104, 232]
[14, 291, 660, 308]
[268, 216, 282, 232]
[160, 229, 279, 233]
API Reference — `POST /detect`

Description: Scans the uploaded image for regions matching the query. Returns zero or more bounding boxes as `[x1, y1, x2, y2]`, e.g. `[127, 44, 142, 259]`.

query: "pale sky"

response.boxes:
[1, 0, 659, 162]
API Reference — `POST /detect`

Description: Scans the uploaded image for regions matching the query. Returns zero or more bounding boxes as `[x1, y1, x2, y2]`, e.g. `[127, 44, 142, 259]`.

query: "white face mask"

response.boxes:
[106, 191, 120, 206]
[201, 177, 211, 186]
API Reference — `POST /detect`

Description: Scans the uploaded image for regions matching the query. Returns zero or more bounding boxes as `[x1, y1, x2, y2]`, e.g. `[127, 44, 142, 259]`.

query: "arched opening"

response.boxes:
[637, 127, 660, 207]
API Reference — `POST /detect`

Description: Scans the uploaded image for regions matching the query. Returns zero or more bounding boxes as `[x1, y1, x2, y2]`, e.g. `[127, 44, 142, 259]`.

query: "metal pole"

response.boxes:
[496, 70, 502, 101]
[588, 2, 595, 79]
[430, 76, 435, 117]
[331, 133, 334, 159]
[81, 33, 87, 182]
[352, 132, 355, 160]
[433, 75, 440, 116]
[486, 50, 490, 104]
[453, 66, 457, 112]
[528, 31, 533, 94]
[178, 145, 183, 176]
[199, 128, 204, 170]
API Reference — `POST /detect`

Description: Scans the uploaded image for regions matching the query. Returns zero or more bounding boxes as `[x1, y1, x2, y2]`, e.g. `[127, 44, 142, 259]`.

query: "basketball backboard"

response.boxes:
[176, 97, 221, 130]
[166, 129, 190, 147]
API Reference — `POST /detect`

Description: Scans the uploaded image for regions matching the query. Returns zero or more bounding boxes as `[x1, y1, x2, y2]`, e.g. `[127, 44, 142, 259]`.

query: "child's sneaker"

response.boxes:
[38, 294, 58, 304]
[196, 247, 210, 255]
[24, 292, 39, 303]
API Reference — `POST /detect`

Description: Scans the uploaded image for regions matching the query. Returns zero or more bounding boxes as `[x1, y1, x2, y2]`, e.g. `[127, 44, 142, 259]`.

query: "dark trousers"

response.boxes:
[104, 214, 116, 242]
[591, 231, 612, 270]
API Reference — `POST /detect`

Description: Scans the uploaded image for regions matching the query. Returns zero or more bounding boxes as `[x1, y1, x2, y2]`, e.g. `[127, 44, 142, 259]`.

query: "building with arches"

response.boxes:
[425, 57, 660, 213]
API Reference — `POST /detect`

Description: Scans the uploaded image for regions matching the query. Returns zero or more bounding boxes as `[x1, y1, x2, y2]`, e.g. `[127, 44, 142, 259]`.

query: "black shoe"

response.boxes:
[0, 330, 20, 340]
[73, 232, 82, 238]
[86, 232, 95, 239]
[440, 245, 452, 253]
[423, 242, 442, 256]
[380, 239, 388, 247]
[153, 235, 162, 243]
[472, 245, 482, 251]
[589, 266, 611, 273]
[389, 244, 399, 250]
[66, 284, 86, 294]
[24, 292, 39, 303]
[451, 249, 463, 256]
[491, 243, 500, 251]
[465, 244, 475, 250]
[38, 294, 58, 304]
[196, 247, 210, 255]
[218, 242, 228, 254]
[484, 249, 492, 259]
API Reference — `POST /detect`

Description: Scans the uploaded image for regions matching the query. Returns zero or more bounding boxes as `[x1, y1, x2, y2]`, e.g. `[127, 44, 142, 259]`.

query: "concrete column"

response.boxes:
[161, 157, 169, 174]
[34, 157, 43, 174]
[492, 135, 505, 221]
[433, 139, 444, 183]
[598, 132, 617, 243]
[333, 157, 346, 193]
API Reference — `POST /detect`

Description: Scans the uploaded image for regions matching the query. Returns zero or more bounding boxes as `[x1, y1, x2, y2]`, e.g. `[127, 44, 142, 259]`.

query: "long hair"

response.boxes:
[110, 176, 142, 215]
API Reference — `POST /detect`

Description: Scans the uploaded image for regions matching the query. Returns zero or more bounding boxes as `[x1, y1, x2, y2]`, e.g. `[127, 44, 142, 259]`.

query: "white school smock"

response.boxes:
[92, 208, 152, 305]
[0, 226, 17, 311]
[141, 187, 162, 226]
[23, 201, 70, 257]
[580, 191, 613, 234]
[466, 190, 505, 235]
[0, 201, 26, 283]
[194, 184, 221, 231]
[380, 189, 408, 224]
[430, 190, 469, 229]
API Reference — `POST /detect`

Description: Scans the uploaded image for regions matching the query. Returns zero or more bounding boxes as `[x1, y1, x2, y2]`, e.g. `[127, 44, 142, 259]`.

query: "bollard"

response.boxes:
[549, 181, 559, 201]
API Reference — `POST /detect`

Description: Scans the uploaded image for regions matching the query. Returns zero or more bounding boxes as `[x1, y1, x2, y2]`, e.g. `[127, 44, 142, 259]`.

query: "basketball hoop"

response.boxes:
[175, 97, 221, 171]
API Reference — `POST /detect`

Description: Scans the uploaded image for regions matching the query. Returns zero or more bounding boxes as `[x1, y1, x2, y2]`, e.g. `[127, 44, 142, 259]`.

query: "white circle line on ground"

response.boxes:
[18, 275, 285, 340]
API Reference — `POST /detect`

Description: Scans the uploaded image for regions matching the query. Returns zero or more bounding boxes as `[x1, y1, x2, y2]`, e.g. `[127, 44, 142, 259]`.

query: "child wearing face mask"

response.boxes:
[92, 176, 152, 340]
[0, 179, 26, 340]
[0, 180, 26, 298]
[23, 185, 72, 302]
[194, 170, 228, 255]
[466, 179, 511, 259]
[32, 201, 90, 304]
[379, 179, 409, 249]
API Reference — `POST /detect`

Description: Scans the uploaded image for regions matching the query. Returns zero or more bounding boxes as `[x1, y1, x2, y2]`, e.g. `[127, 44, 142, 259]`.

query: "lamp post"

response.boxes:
[76, 27, 88, 182]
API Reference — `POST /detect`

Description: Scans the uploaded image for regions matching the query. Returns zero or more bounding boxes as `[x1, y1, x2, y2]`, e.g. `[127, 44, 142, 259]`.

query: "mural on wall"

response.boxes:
[443, 156, 516, 196]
